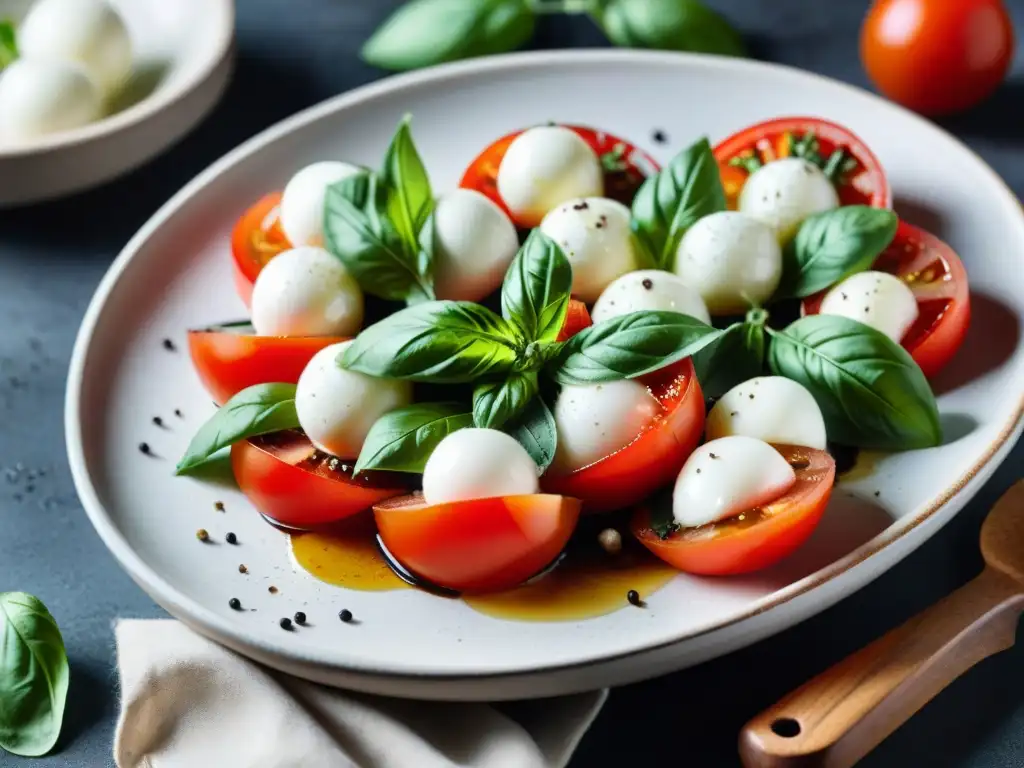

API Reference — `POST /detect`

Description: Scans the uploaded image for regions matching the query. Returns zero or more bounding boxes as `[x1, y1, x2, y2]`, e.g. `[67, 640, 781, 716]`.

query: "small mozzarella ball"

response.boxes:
[673, 436, 796, 528]
[540, 197, 639, 303]
[0, 58, 101, 140]
[422, 428, 539, 505]
[18, 0, 132, 95]
[432, 189, 519, 301]
[819, 271, 920, 343]
[497, 126, 604, 227]
[706, 376, 827, 449]
[280, 161, 361, 246]
[674, 211, 782, 315]
[739, 158, 840, 242]
[591, 269, 711, 325]
[296, 341, 412, 459]
[552, 380, 660, 474]
[250, 247, 364, 337]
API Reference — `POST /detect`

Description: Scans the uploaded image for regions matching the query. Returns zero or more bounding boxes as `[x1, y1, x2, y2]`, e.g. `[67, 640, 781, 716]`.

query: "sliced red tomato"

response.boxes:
[542, 359, 705, 514]
[802, 220, 970, 378]
[188, 322, 344, 406]
[556, 299, 592, 342]
[374, 493, 581, 593]
[632, 444, 835, 576]
[460, 124, 660, 225]
[713, 117, 891, 211]
[231, 192, 291, 306]
[232, 431, 408, 530]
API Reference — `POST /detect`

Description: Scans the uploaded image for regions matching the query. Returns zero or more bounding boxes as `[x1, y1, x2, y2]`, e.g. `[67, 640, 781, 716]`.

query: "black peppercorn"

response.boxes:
[279, 617, 293, 630]
[162, 338, 176, 351]
[226, 532, 238, 545]
[339, 609, 353, 623]
[139, 442, 152, 455]
[196, 529, 209, 542]
[214, 501, 225, 512]
[642, 278, 654, 290]
[627, 589, 643, 607]
[174, 408, 184, 418]
[152, 416, 164, 427]
[294, 611, 307, 625]
[229, 598, 241, 610]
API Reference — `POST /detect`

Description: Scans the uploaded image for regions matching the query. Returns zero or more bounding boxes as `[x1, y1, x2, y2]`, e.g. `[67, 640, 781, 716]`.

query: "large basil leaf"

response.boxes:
[594, 0, 745, 57]
[506, 396, 557, 472]
[323, 171, 434, 303]
[361, 0, 535, 72]
[473, 372, 538, 430]
[767, 315, 941, 449]
[354, 403, 473, 475]
[501, 229, 573, 344]
[342, 301, 520, 383]
[176, 384, 299, 474]
[381, 116, 434, 255]
[778, 206, 899, 298]
[0, 593, 69, 757]
[551, 310, 722, 385]
[631, 137, 727, 270]
[692, 321, 766, 399]
[0, 21, 16, 70]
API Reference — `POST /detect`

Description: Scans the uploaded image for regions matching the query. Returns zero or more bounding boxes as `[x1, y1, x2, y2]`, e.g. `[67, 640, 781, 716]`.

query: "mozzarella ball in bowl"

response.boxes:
[818, 271, 919, 342]
[706, 376, 827, 449]
[0, 58, 102, 140]
[422, 428, 539, 505]
[296, 341, 412, 459]
[591, 269, 711, 325]
[250, 246, 364, 337]
[280, 161, 361, 246]
[739, 158, 839, 242]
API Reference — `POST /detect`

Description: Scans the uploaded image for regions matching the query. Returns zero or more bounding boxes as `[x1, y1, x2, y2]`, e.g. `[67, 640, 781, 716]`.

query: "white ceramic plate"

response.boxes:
[66, 51, 1024, 701]
[0, 0, 233, 206]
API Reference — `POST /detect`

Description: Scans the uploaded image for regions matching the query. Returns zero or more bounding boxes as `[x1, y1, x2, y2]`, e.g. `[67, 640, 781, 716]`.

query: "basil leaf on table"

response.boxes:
[362, 0, 535, 72]
[473, 372, 538, 430]
[381, 116, 434, 255]
[692, 321, 766, 399]
[176, 383, 299, 474]
[354, 403, 473, 474]
[550, 310, 722, 385]
[506, 395, 558, 472]
[767, 315, 942, 450]
[777, 206, 899, 298]
[631, 137, 727, 270]
[501, 229, 573, 344]
[594, 0, 746, 57]
[0, 20, 16, 70]
[342, 301, 520, 383]
[0, 592, 69, 757]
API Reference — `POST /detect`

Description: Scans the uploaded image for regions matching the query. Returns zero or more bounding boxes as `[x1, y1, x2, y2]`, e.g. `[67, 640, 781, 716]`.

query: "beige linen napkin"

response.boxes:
[114, 620, 606, 768]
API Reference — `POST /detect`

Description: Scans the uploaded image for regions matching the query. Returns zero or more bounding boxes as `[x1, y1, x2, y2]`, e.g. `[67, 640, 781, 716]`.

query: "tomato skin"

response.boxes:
[542, 359, 705, 514]
[231, 192, 291, 306]
[556, 299, 592, 342]
[632, 445, 835, 576]
[374, 493, 581, 593]
[861, 0, 1014, 116]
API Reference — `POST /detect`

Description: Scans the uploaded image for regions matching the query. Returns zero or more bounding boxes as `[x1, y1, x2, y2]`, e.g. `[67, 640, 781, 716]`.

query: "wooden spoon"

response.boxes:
[739, 480, 1024, 768]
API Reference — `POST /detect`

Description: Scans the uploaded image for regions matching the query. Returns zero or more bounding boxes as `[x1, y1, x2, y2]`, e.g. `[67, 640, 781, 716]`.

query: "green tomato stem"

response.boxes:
[746, 307, 769, 327]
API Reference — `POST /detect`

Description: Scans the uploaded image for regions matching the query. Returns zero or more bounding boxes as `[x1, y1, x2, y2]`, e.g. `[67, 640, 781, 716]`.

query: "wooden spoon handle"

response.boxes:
[739, 568, 1024, 768]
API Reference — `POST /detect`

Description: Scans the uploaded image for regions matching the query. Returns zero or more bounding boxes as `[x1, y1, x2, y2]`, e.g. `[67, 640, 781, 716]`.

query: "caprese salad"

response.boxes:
[176, 114, 968, 594]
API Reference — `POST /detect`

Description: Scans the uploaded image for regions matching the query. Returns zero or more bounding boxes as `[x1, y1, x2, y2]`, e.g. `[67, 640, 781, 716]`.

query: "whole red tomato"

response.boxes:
[861, 0, 1014, 115]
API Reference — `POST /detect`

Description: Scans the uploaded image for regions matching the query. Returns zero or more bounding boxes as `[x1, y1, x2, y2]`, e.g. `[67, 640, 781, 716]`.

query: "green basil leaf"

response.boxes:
[361, 0, 535, 72]
[0, 20, 16, 70]
[631, 137, 727, 270]
[342, 300, 520, 383]
[0, 592, 69, 757]
[551, 310, 722, 385]
[176, 384, 299, 474]
[324, 170, 434, 303]
[501, 229, 573, 344]
[594, 0, 745, 57]
[778, 206, 899, 298]
[506, 395, 557, 472]
[354, 402, 473, 474]
[473, 372, 538, 430]
[692, 321, 766, 399]
[767, 315, 942, 450]
[382, 115, 434, 256]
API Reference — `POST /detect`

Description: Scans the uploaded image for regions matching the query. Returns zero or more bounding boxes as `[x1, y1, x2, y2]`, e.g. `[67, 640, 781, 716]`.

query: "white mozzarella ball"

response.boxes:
[280, 161, 361, 246]
[296, 341, 412, 459]
[431, 189, 519, 301]
[552, 380, 660, 474]
[591, 269, 711, 325]
[674, 211, 782, 315]
[18, 0, 132, 95]
[739, 158, 840, 242]
[540, 197, 639, 303]
[250, 247, 364, 337]
[673, 436, 796, 528]
[0, 58, 101, 140]
[818, 270, 919, 343]
[706, 376, 827, 449]
[422, 428, 539, 505]
[497, 126, 604, 227]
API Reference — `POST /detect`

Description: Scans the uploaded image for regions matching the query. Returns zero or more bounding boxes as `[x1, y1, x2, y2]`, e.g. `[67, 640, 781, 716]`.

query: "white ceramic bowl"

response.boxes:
[0, 0, 234, 206]
[66, 51, 1024, 701]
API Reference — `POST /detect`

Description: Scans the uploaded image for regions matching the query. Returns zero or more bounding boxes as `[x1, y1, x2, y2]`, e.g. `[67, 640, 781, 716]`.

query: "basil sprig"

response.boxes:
[692, 320, 766, 399]
[0, 20, 16, 70]
[506, 395, 558, 472]
[593, 0, 746, 57]
[354, 403, 473, 475]
[501, 229, 573, 345]
[473, 372, 538, 430]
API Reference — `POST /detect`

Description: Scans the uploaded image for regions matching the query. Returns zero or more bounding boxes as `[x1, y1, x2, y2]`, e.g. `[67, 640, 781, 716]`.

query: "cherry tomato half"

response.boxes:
[632, 444, 835, 576]
[861, 0, 1014, 116]
[713, 117, 891, 211]
[188, 322, 344, 406]
[556, 299, 593, 342]
[374, 493, 581, 593]
[460, 124, 660, 225]
[542, 359, 705, 514]
[231, 192, 291, 306]
[232, 431, 408, 530]
[802, 220, 970, 378]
